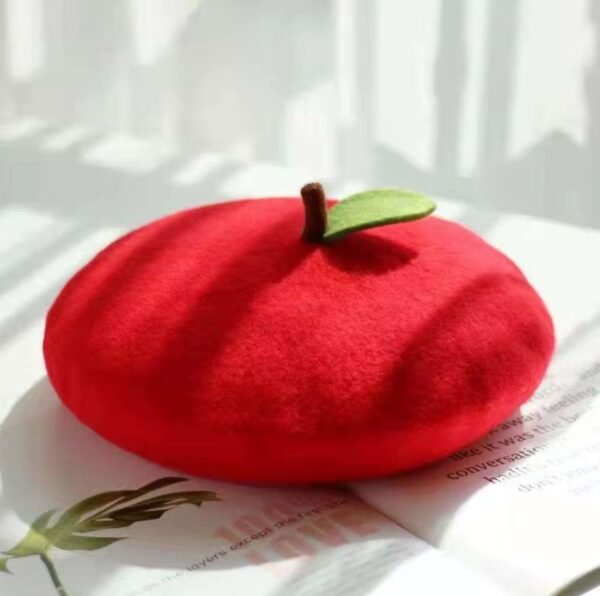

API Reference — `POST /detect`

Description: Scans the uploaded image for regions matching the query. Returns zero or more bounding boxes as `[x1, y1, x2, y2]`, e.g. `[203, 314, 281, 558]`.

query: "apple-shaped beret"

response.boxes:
[44, 184, 554, 484]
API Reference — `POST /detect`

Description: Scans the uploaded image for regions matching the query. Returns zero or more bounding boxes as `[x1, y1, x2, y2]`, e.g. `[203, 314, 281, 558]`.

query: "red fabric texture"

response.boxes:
[44, 198, 555, 484]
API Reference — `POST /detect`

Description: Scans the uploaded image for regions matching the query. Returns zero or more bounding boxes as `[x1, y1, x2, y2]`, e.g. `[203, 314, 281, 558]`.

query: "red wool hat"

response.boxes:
[44, 185, 554, 484]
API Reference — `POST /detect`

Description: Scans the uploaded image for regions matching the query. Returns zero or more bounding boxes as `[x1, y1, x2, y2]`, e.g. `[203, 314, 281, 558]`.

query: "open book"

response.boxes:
[1, 201, 599, 596]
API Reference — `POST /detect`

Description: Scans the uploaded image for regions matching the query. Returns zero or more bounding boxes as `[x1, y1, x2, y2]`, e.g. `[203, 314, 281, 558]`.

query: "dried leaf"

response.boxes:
[32, 510, 57, 533]
[75, 518, 137, 533]
[5, 477, 213, 559]
[57, 477, 188, 530]
[130, 477, 188, 495]
[74, 488, 219, 534]
[55, 491, 134, 529]
[104, 509, 168, 523]
[115, 491, 219, 512]
[48, 534, 125, 552]
[3, 509, 57, 557]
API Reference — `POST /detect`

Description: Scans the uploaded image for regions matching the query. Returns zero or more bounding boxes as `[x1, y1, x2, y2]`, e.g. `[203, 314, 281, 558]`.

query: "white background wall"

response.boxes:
[1, 0, 599, 228]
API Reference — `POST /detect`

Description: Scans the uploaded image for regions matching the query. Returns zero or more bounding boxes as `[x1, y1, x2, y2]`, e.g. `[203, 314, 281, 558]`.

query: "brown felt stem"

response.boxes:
[301, 182, 327, 242]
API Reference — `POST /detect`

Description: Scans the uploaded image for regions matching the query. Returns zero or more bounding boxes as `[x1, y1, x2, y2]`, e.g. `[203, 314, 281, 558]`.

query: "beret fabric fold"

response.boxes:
[44, 198, 554, 484]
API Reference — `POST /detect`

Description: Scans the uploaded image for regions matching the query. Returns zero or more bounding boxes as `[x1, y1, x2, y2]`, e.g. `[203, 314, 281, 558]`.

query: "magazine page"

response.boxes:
[351, 214, 600, 596]
[0, 378, 504, 596]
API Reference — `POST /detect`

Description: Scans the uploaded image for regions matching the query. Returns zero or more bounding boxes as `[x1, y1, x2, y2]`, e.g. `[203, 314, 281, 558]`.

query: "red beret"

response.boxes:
[44, 197, 554, 484]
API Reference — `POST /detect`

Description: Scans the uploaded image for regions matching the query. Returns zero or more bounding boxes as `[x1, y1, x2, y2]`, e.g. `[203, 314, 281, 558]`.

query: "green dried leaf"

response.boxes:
[4, 478, 207, 558]
[57, 477, 188, 530]
[126, 477, 189, 498]
[95, 477, 189, 513]
[103, 508, 168, 523]
[115, 491, 219, 511]
[553, 565, 600, 596]
[75, 518, 139, 533]
[48, 534, 125, 552]
[95, 491, 218, 528]
[0, 476, 219, 596]
[55, 491, 135, 529]
[51, 478, 201, 549]
[31, 509, 57, 533]
[323, 189, 436, 241]
[3, 509, 57, 557]
[76, 490, 219, 534]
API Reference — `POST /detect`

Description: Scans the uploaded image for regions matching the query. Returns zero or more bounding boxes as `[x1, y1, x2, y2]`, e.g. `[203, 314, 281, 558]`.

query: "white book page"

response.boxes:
[353, 351, 600, 596]
[0, 379, 504, 596]
[352, 210, 600, 596]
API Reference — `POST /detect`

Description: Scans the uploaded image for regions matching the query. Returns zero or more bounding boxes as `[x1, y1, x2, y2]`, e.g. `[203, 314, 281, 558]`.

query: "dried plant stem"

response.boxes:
[39, 553, 69, 596]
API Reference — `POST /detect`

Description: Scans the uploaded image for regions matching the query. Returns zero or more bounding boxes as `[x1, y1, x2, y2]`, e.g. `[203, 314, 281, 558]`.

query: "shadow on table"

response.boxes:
[0, 378, 423, 596]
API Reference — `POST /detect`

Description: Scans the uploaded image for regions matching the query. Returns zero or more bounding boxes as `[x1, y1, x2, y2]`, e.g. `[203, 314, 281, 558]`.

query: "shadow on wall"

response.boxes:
[368, 0, 600, 229]
[1, 0, 600, 229]
[1, 0, 332, 158]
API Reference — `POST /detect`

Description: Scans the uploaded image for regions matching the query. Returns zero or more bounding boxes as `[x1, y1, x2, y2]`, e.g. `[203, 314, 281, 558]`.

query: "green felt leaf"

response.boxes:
[3, 509, 57, 557]
[323, 188, 436, 241]
[0, 558, 11, 573]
